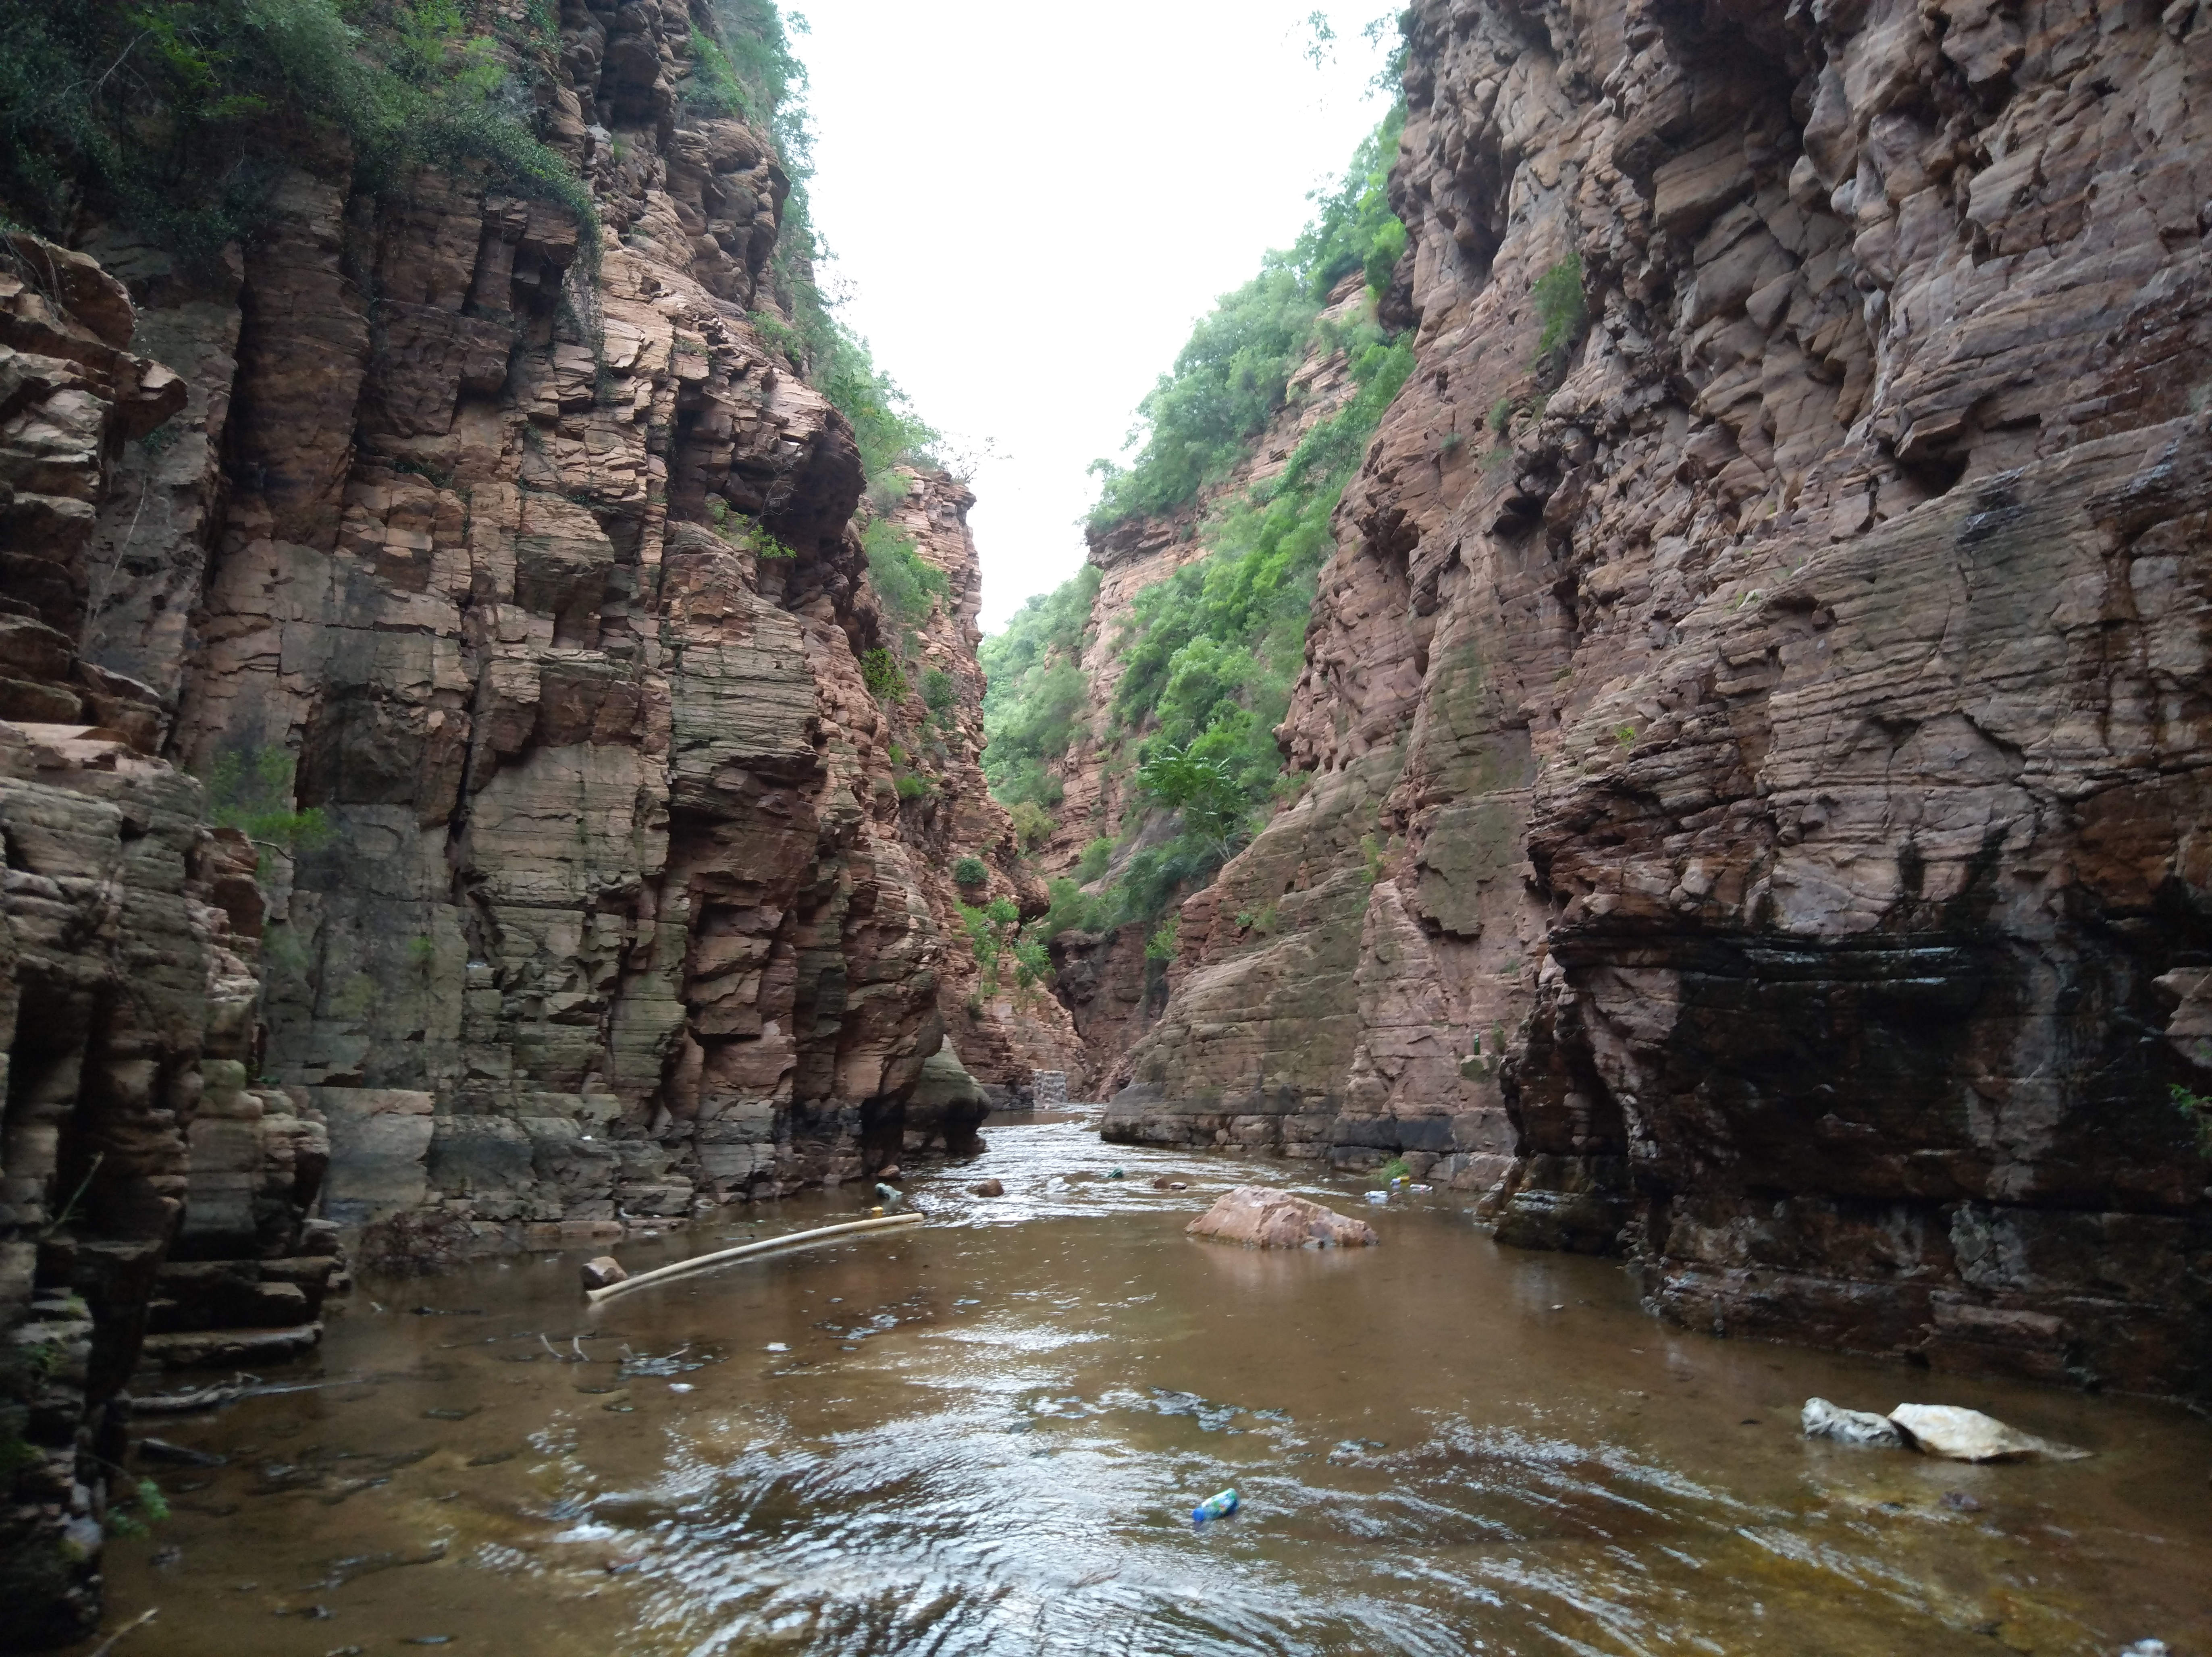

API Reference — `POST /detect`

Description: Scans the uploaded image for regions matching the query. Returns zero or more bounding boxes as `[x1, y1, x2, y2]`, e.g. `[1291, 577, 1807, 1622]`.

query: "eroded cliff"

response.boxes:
[0, 1, 1064, 1636]
[1102, 0, 2212, 1396]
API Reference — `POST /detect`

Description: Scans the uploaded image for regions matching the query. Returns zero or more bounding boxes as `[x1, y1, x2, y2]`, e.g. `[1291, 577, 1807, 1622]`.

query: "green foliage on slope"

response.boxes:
[980, 106, 1415, 937]
[979, 565, 1102, 808]
[1085, 103, 1406, 532]
[0, 0, 594, 270]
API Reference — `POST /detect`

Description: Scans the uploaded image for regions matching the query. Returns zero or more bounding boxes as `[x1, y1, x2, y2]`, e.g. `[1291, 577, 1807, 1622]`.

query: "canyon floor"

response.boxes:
[73, 1117, 2212, 1657]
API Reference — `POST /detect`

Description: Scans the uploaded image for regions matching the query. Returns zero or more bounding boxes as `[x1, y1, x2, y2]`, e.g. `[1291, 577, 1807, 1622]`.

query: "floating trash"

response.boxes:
[1192, 1488, 1240, 1525]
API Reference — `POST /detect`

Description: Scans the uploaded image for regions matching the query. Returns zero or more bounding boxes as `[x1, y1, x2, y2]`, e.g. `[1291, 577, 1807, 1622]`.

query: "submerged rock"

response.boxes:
[970, 1179, 1004, 1198]
[580, 1256, 628, 1292]
[1889, 1404, 2091, 1464]
[1187, 1186, 1378, 1249]
[1802, 1398, 1906, 1448]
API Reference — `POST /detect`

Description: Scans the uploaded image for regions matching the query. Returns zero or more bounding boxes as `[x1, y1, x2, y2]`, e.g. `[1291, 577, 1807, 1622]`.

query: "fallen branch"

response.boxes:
[129, 1375, 258, 1415]
[585, 1212, 924, 1304]
[87, 1607, 157, 1657]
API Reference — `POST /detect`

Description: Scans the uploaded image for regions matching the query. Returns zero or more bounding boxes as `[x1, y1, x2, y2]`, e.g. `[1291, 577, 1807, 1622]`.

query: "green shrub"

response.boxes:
[200, 746, 330, 858]
[0, 0, 598, 273]
[958, 895, 1050, 997]
[1036, 876, 1098, 939]
[1007, 799, 1054, 849]
[860, 648, 907, 702]
[1076, 837, 1114, 882]
[864, 519, 947, 624]
[1533, 254, 1588, 358]
[894, 772, 933, 800]
[1136, 743, 1249, 847]
[1144, 918, 1179, 962]
[681, 25, 749, 117]
[2175, 1085, 2212, 1156]
[951, 855, 988, 887]
[921, 667, 958, 723]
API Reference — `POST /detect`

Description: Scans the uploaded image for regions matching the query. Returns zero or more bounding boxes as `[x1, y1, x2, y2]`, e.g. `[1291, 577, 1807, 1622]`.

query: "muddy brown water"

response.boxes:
[81, 1115, 2212, 1656]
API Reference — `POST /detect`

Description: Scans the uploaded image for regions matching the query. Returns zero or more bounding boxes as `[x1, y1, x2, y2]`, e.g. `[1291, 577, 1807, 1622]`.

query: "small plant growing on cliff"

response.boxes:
[894, 772, 933, 801]
[1077, 837, 1115, 882]
[952, 855, 989, 888]
[1489, 397, 1513, 434]
[1376, 1157, 1411, 1184]
[921, 667, 958, 729]
[2173, 1085, 2212, 1156]
[1532, 253, 1588, 359]
[863, 520, 947, 624]
[201, 748, 331, 865]
[1144, 918, 1179, 963]
[860, 649, 908, 702]
[1008, 799, 1054, 849]
[1360, 833, 1387, 885]
[1613, 723, 1636, 749]
[681, 25, 750, 116]
[1438, 430, 1464, 457]
[1136, 743, 1248, 849]
[746, 309, 806, 365]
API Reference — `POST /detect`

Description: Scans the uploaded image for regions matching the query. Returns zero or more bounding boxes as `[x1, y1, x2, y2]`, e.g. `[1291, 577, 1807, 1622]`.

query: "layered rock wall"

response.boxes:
[20, 1, 1065, 1245]
[0, 2, 1062, 1637]
[1104, 0, 2212, 1395]
[0, 240, 328, 1644]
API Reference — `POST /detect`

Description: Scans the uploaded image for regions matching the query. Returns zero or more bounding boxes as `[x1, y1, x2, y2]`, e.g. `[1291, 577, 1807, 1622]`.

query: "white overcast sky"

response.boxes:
[793, 2, 1399, 631]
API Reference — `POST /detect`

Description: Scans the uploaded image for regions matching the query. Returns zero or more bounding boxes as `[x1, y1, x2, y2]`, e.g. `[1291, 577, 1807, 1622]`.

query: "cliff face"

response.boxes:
[0, 1, 1056, 1636]
[1, 239, 333, 1644]
[43, 3, 1058, 1239]
[1103, 0, 2212, 1395]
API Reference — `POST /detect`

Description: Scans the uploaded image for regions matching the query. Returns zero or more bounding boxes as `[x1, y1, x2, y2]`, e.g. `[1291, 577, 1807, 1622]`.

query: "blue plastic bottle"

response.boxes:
[1191, 1487, 1239, 1525]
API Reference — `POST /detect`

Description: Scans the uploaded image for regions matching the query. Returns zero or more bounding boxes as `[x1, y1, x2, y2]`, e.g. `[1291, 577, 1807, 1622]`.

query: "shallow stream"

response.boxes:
[83, 1116, 2212, 1655]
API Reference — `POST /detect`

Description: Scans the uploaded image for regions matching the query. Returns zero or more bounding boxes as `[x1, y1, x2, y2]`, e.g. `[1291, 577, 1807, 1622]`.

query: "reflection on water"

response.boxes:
[86, 1116, 2212, 1655]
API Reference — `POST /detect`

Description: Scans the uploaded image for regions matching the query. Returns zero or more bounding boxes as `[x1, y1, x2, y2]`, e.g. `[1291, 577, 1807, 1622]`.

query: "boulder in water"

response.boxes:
[1187, 1186, 1378, 1249]
[970, 1179, 1004, 1197]
[1802, 1397, 1906, 1448]
[1888, 1403, 2091, 1463]
[580, 1256, 627, 1291]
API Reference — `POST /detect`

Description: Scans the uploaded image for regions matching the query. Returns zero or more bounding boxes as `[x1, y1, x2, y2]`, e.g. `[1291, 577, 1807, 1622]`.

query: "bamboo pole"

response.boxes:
[585, 1211, 924, 1304]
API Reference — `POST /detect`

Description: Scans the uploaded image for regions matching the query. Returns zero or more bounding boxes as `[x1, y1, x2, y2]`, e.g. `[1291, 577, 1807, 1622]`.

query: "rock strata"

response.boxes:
[0, 236, 327, 1645]
[0, 4, 1063, 1639]
[16, 5, 1071, 1253]
[1095, 0, 2212, 1396]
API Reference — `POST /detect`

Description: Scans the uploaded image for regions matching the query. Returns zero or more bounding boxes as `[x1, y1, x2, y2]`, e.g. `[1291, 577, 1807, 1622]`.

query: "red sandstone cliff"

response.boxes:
[0, 3, 1066, 1636]
[1102, 0, 2212, 1398]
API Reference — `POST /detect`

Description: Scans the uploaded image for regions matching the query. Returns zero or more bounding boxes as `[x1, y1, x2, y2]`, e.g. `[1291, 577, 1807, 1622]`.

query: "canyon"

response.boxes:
[6, 0, 2212, 1643]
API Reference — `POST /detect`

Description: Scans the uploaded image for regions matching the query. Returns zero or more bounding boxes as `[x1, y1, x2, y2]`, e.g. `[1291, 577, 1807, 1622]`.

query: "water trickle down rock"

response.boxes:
[1091, 0, 2212, 1397]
